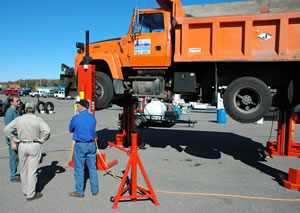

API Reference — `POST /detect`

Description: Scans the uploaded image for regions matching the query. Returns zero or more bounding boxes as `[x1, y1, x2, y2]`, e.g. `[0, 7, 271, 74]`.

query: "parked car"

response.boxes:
[53, 91, 59, 97]
[42, 92, 54, 98]
[3, 89, 21, 96]
[17, 90, 30, 96]
[54, 90, 71, 99]
[29, 90, 45, 97]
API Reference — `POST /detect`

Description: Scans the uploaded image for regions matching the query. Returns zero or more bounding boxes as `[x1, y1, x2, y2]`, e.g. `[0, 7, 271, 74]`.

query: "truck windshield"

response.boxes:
[134, 13, 164, 34]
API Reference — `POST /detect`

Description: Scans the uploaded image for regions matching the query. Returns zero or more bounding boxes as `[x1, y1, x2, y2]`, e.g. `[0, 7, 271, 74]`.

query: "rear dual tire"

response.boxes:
[224, 77, 272, 123]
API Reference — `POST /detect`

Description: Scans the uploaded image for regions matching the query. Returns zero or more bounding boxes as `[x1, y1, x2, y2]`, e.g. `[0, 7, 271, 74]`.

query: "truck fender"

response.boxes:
[92, 53, 124, 94]
[92, 53, 124, 80]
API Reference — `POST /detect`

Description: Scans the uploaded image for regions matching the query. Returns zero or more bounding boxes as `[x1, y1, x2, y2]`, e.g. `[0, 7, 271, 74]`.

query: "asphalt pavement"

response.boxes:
[0, 94, 299, 213]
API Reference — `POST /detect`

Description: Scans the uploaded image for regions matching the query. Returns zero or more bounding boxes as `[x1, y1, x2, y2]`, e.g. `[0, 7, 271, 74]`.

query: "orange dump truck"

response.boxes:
[63, 0, 300, 123]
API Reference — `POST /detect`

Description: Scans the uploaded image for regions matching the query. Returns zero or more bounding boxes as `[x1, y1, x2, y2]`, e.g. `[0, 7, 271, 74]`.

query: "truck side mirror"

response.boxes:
[131, 8, 142, 37]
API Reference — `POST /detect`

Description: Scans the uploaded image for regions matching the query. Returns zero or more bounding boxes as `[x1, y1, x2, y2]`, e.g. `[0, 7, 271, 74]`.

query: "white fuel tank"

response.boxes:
[144, 100, 167, 120]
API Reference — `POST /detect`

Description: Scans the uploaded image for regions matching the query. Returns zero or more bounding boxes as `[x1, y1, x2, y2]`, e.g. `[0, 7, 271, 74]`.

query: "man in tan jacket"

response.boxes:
[4, 102, 51, 201]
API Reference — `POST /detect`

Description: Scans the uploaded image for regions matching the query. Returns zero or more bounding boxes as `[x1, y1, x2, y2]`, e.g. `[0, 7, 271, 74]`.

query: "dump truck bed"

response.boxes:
[174, 8, 300, 62]
[183, 0, 300, 17]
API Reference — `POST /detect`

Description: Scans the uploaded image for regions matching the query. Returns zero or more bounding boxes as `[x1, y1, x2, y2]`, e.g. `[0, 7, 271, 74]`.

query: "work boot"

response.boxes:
[69, 191, 84, 198]
[10, 177, 21, 183]
[27, 192, 43, 201]
[92, 191, 98, 196]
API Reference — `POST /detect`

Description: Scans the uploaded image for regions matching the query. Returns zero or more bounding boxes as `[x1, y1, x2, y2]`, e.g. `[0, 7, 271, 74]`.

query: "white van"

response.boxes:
[54, 90, 71, 99]
[29, 90, 45, 97]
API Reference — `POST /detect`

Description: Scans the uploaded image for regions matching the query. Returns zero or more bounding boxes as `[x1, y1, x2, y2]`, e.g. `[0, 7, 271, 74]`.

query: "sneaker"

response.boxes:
[10, 177, 21, 183]
[27, 192, 43, 201]
[92, 191, 98, 196]
[69, 191, 84, 198]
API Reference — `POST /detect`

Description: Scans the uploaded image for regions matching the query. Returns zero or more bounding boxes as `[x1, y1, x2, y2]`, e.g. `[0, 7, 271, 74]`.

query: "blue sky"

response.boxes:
[0, 0, 245, 82]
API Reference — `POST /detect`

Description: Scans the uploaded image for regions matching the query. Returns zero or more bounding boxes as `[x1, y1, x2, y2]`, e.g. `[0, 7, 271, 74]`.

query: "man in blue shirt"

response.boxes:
[69, 99, 98, 198]
[4, 94, 21, 182]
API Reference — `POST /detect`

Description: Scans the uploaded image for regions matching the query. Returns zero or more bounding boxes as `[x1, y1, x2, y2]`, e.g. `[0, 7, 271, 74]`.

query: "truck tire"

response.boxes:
[224, 77, 272, 123]
[36, 101, 46, 113]
[95, 72, 114, 110]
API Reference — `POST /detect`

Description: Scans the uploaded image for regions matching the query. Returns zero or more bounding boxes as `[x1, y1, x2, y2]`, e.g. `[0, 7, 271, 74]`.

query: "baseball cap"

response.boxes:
[25, 102, 35, 110]
[79, 99, 89, 109]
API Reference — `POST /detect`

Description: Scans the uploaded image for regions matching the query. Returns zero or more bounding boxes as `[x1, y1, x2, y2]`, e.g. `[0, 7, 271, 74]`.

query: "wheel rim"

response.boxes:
[233, 87, 262, 114]
[136, 117, 143, 127]
[95, 81, 104, 100]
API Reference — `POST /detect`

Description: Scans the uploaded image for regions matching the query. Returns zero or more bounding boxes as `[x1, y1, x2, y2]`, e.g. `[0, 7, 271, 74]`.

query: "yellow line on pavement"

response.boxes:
[42, 150, 71, 160]
[51, 131, 69, 137]
[0, 146, 8, 150]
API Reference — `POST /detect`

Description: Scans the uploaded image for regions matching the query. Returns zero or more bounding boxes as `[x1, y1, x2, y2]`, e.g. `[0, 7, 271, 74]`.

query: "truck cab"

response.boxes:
[118, 8, 172, 68]
[74, 7, 172, 109]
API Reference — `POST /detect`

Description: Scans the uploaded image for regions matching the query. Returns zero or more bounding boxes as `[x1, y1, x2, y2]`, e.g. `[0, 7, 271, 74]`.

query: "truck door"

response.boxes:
[127, 12, 171, 67]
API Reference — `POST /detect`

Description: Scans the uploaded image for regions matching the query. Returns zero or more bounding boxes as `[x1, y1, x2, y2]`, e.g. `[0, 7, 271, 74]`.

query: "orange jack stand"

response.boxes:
[266, 109, 300, 191]
[266, 110, 300, 157]
[109, 133, 159, 209]
[279, 168, 300, 191]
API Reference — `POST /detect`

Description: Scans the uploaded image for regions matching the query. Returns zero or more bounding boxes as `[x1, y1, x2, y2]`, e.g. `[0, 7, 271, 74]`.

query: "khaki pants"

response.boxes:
[18, 143, 41, 198]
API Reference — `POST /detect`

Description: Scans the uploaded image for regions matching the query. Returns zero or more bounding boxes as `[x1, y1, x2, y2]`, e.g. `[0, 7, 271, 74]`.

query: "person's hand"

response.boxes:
[35, 138, 44, 144]
[11, 142, 17, 151]
[15, 139, 21, 144]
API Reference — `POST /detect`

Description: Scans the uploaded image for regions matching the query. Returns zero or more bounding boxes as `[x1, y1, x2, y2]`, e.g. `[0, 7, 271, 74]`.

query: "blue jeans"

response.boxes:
[5, 137, 19, 179]
[73, 142, 98, 195]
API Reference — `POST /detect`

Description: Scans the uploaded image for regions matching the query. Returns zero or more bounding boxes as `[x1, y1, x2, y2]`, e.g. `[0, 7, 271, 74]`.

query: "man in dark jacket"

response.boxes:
[4, 94, 21, 182]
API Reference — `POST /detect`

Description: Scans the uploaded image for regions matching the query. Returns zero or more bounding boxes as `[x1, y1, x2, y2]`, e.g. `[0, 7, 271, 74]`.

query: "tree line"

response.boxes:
[1, 79, 62, 89]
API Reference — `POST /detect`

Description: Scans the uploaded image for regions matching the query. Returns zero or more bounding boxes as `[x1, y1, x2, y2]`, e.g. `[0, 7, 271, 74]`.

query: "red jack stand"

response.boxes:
[266, 109, 300, 191]
[109, 132, 160, 209]
[266, 110, 300, 157]
[279, 168, 300, 191]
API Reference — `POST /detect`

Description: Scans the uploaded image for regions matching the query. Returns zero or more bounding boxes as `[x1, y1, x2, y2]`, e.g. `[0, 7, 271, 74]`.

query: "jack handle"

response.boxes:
[108, 141, 128, 153]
